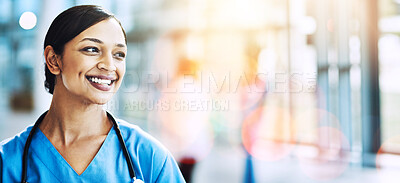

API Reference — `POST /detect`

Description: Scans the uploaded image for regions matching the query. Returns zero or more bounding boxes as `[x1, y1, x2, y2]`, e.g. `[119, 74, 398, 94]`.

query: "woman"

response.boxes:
[0, 5, 185, 183]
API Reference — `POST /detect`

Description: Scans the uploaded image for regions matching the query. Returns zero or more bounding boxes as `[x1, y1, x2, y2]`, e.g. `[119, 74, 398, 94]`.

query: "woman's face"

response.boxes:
[56, 18, 127, 104]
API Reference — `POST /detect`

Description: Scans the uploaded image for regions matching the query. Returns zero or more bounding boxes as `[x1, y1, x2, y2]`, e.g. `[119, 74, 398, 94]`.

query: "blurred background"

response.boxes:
[0, 0, 400, 182]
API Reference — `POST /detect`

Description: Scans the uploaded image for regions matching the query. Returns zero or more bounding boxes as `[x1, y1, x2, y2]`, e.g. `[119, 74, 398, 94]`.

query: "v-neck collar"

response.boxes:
[30, 126, 115, 180]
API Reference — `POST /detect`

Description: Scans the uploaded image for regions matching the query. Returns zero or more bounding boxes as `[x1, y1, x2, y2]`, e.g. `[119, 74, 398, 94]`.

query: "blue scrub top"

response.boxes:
[0, 119, 185, 183]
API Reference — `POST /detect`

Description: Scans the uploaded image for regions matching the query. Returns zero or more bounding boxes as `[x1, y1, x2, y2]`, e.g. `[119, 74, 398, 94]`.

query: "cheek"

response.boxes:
[60, 59, 90, 89]
[113, 63, 125, 89]
[61, 70, 86, 91]
[117, 62, 126, 79]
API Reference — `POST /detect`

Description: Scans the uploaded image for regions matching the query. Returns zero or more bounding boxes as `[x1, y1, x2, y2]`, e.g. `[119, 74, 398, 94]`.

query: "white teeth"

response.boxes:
[89, 77, 112, 85]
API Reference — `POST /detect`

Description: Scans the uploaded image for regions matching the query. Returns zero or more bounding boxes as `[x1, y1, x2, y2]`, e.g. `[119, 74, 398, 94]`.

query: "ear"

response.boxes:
[44, 45, 62, 75]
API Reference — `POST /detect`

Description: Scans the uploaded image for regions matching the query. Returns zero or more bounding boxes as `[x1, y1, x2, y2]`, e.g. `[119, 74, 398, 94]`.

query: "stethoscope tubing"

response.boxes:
[21, 111, 136, 183]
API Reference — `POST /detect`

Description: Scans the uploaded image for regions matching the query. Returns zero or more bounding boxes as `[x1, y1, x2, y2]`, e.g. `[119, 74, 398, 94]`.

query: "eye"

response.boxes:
[81, 47, 99, 54]
[114, 52, 126, 60]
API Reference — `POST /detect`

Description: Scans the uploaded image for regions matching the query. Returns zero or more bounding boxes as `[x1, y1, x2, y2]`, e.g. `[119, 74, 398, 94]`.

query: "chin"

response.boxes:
[96, 100, 109, 105]
[88, 93, 115, 105]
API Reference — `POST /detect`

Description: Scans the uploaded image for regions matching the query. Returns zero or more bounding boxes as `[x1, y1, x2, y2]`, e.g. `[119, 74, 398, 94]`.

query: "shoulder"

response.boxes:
[116, 119, 168, 156]
[0, 125, 32, 157]
[115, 119, 185, 182]
[0, 125, 33, 180]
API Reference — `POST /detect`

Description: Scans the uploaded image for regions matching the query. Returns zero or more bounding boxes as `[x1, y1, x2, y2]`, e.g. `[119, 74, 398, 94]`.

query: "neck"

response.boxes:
[39, 89, 112, 146]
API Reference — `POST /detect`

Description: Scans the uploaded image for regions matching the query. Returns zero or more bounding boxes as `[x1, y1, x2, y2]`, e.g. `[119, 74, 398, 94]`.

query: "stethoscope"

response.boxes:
[21, 111, 143, 183]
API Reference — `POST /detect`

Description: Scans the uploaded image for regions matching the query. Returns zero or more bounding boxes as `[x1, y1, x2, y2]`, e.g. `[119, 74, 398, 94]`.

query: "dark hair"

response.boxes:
[44, 5, 127, 94]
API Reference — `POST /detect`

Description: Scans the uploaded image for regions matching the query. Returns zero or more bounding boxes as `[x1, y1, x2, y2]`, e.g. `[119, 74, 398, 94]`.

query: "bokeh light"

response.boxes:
[299, 16, 317, 35]
[19, 11, 37, 30]
[296, 127, 350, 181]
[242, 105, 296, 161]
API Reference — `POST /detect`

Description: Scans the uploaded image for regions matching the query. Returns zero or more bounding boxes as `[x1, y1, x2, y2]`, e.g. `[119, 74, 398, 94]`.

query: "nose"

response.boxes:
[98, 52, 116, 71]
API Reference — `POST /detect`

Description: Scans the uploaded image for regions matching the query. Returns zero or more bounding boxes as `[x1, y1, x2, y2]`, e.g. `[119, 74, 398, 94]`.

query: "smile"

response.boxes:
[88, 77, 112, 85]
[86, 75, 117, 91]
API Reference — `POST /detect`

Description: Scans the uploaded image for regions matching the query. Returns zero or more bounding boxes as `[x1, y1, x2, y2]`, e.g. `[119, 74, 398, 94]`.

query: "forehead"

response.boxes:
[72, 18, 126, 45]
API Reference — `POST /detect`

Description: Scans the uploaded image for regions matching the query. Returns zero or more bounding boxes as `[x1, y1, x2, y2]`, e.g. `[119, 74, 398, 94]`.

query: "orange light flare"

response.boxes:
[296, 127, 350, 181]
[376, 135, 400, 182]
[241, 105, 296, 162]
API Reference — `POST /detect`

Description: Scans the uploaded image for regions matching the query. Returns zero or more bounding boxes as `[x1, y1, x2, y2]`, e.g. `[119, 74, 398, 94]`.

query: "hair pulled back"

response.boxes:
[44, 5, 126, 94]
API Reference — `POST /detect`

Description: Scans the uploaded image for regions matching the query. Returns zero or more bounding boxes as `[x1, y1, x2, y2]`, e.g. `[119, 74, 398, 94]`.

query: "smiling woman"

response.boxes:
[45, 18, 126, 104]
[0, 5, 185, 183]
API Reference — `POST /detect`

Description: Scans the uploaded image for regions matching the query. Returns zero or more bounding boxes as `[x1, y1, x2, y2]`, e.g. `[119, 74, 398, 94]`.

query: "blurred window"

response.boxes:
[379, 0, 400, 154]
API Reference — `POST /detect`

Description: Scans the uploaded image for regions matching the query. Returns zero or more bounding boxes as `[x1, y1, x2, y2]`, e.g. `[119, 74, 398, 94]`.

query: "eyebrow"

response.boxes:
[80, 38, 126, 48]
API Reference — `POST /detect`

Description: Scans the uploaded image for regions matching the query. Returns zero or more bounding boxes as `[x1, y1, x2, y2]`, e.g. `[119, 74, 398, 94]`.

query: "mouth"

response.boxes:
[86, 75, 117, 91]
